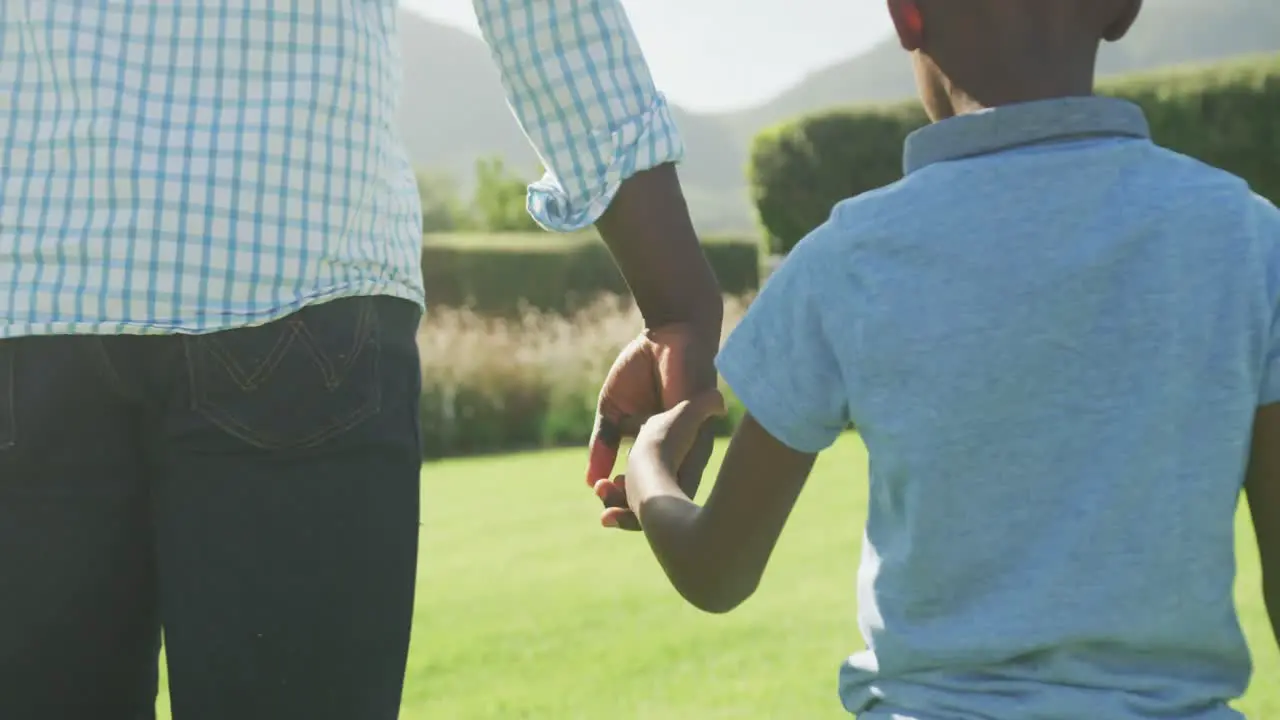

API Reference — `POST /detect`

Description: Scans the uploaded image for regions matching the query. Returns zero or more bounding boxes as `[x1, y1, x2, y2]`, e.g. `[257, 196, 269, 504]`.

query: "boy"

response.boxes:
[597, 0, 1280, 717]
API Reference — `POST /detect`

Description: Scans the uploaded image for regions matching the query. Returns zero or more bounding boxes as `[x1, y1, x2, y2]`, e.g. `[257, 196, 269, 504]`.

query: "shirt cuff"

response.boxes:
[526, 93, 684, 233]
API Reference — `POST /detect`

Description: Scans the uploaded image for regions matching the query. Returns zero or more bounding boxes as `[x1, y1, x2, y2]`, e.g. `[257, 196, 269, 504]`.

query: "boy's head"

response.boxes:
[887, 0, 1143, 121]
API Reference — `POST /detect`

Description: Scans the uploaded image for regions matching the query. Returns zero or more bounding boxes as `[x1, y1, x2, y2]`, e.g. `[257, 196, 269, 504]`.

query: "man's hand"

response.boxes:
[587, 324, 718, 531]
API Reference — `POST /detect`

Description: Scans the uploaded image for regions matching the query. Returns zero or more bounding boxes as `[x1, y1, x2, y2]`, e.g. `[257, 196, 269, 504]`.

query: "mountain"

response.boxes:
[397, 2, 1280, 233]
[395, 17, 535, 183]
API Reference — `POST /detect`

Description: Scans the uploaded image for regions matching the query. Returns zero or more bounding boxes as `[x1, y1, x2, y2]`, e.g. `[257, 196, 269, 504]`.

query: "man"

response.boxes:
[0, 1, 717, 718]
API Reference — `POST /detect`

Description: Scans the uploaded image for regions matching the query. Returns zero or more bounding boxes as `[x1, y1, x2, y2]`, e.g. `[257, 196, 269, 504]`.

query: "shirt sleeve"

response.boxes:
[472, 0, 684, 232]
[715, 228, 849, 454]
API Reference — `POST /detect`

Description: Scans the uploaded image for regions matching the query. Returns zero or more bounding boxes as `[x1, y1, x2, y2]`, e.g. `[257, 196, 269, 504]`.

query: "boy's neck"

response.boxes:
[932, 43, 1100, 118]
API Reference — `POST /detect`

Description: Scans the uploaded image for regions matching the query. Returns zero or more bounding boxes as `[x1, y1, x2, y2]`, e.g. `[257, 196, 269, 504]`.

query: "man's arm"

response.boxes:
[1247, 404, 1280, 650]
[473, 0, 682, 231]
[472, 0, 721, 332]
[595, 164, 723, 338]
[475, 1, 723, 510]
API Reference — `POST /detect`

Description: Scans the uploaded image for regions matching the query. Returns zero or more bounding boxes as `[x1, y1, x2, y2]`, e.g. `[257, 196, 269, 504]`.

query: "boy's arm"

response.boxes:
[624, 412, 818, 614]
[619, 223, 849, 613]
[1251, 192, 1280, 649]
[1247, 404, 1280, 650]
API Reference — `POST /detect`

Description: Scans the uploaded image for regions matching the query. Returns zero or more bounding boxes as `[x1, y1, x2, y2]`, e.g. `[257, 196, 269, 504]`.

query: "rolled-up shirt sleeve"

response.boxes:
[473, 0, 684, 232]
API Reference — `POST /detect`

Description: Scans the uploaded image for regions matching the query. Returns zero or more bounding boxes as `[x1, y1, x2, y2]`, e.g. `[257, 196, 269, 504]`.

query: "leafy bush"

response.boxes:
[420, 234, 759, 317]
[749, 53, 1280, 255]
[417, 295, 750, 460]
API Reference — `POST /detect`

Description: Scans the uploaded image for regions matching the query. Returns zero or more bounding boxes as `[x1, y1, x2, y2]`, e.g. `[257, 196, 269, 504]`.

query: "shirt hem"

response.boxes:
[0, 281, 425, 339]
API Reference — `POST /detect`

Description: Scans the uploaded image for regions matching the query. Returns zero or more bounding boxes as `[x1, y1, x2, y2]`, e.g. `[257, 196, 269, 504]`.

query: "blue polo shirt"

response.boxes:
[716, 96, 1280, 719]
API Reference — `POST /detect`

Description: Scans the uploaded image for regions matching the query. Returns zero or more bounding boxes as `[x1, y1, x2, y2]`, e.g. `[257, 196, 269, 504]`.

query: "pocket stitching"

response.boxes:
[201, 323, 298, 391]
[291, 302, 374, 390]
[184, 301, 382, 450]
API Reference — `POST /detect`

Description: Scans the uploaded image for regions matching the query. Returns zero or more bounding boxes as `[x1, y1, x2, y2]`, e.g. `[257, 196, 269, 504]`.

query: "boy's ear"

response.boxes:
[1102, 0, 1142, 42]
[887, 0, 924, 51]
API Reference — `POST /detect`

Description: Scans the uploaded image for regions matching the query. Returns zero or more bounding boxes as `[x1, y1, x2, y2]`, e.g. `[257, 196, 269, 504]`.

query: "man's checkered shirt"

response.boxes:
[0, 1, 682, 338]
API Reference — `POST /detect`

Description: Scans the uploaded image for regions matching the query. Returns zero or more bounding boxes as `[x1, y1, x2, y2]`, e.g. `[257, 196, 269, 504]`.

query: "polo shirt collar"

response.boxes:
[903, 96, 1151, 175]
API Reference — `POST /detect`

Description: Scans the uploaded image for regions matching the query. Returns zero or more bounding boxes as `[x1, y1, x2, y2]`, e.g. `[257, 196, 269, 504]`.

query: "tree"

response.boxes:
[471, 156, 541, 233]
[415, 170, 472, 232]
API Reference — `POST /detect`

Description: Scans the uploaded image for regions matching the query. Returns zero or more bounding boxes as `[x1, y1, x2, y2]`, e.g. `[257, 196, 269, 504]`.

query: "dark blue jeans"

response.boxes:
[0, 296, 422, 720]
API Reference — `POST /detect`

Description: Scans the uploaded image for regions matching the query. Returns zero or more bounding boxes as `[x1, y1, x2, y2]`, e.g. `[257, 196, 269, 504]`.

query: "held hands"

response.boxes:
[600, 389, 728, 529]
[632, 390, 728, 479]
[587, 323, 718, 531]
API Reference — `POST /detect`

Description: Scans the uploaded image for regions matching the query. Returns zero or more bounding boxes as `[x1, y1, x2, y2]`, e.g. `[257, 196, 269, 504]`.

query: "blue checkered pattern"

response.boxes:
[474, 0, 685, 232]
[0, 1, 425, 338]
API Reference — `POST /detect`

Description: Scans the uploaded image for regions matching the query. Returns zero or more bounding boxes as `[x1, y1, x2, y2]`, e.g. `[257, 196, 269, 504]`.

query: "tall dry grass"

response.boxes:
[416, 295, 749, 458]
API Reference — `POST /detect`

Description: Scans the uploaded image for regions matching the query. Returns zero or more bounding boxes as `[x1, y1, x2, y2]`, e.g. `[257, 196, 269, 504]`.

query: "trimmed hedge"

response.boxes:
[421, 233, 759, 316]
[750, 104, 927, 257]
[749, 53, 1280, 256]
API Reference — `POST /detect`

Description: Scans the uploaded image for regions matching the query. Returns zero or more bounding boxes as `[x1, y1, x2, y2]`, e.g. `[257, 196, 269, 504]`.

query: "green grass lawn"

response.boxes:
[156, 435, 1279, 718]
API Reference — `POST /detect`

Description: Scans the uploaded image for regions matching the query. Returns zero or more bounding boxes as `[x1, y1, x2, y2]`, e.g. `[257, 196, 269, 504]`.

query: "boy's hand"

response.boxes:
[598, 390, 726, 528]
[631, 390, 728, 475]
[587, 324, 718, 531]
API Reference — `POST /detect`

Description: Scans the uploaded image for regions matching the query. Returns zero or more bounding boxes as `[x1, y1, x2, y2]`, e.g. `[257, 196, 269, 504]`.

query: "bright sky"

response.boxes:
[402, 0, 893, 112]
